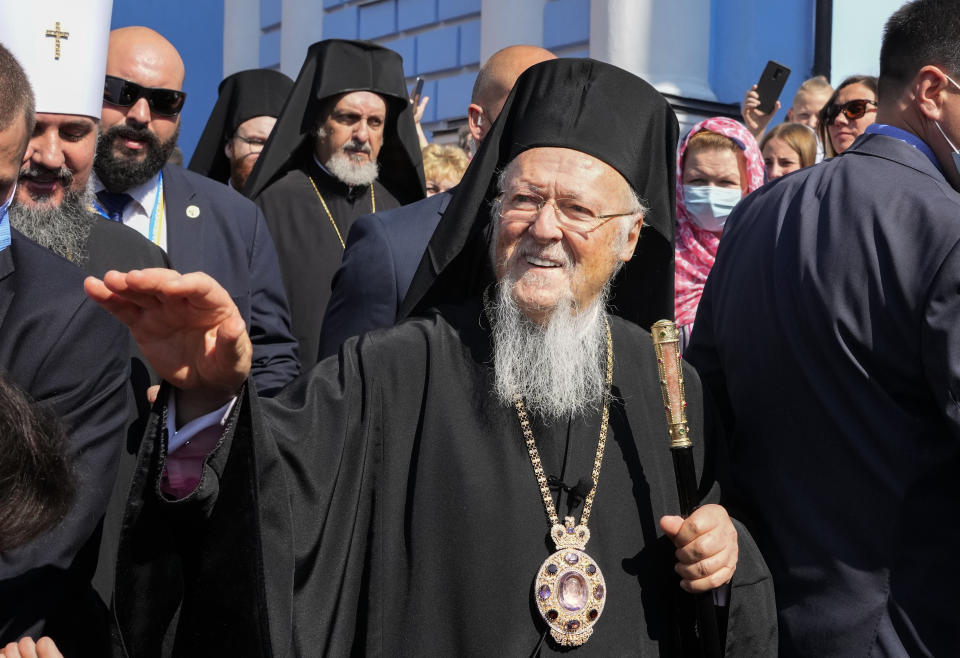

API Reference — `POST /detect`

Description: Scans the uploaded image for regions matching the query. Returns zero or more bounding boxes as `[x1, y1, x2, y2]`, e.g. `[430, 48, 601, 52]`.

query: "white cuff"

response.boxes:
[165, 390, 237, 453]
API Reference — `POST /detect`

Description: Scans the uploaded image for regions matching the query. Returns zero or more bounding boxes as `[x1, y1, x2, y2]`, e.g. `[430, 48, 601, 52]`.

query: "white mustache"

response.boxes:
[342, 141, 372, 154]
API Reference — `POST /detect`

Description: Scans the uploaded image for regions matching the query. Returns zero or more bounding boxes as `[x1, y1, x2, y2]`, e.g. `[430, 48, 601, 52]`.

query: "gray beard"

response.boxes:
[9, 185, 96, 264]
[489, 278, 610, 420]
[324, 150, 379, 187]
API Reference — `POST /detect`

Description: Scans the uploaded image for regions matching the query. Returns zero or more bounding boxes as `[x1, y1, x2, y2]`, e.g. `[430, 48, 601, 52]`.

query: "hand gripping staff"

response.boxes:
[651, 320, 722, 658]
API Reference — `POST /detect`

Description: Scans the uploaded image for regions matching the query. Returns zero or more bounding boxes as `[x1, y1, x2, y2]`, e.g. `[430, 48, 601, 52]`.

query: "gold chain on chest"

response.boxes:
[307, 175, 375, 249]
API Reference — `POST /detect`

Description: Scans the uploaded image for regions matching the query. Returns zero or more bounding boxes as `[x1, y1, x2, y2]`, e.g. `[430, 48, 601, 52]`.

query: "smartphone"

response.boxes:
[411, 77, 425, 105]
[755, 61, 791, 114]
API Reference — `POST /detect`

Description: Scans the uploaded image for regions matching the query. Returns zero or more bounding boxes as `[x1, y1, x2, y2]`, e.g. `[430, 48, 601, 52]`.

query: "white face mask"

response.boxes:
[934, 74, 960, 176]
[682, 185, 742, 233]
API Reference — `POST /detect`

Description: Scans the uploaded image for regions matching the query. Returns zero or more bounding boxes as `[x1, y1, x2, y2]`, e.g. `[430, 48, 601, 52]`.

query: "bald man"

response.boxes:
[93, 27, 300, 395]
[318, 45, 554, 358]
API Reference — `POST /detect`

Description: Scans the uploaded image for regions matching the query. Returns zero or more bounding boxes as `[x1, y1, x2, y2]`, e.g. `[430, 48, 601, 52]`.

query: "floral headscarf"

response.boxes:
[674, 117, 765, 328]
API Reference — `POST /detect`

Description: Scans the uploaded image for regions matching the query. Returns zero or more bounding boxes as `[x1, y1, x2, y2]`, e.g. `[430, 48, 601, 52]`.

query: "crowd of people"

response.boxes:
[1, 0, 958, 656]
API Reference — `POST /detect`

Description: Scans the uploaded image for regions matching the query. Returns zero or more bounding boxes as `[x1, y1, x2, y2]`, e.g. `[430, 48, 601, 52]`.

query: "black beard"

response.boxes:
[94, 123, 179, 192]
[9, 185, 96, 264]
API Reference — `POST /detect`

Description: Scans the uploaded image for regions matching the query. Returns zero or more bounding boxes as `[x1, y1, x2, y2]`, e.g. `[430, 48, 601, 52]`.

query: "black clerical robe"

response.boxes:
[119, 298, 776, 657]
[255, 155, 400, 369]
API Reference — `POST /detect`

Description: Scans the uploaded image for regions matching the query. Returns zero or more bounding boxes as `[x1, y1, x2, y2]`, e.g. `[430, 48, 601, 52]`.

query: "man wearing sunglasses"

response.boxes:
[686, 0, 960, 655]
[92, 26, 300, 397]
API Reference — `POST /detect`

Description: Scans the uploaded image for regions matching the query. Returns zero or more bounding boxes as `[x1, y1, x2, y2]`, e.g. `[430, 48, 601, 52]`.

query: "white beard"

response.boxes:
[324, 149, 379, 187]
[489, 277, 609, 420]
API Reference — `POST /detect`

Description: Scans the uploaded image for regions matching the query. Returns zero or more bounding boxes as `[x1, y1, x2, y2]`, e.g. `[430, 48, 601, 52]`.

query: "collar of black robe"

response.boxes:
[188, 68, 294, 184]
[242, 39, 425, 205]
[398, 58, 679, 332]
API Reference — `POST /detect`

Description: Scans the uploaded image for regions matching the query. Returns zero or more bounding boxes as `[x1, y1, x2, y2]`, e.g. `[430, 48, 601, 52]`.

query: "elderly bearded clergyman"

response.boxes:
[86, 59, 776, 656]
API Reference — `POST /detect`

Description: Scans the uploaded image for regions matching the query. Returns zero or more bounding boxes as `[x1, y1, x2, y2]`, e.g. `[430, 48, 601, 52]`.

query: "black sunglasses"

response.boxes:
[824, 98, 877, 125]
[103, 75, 187, 117]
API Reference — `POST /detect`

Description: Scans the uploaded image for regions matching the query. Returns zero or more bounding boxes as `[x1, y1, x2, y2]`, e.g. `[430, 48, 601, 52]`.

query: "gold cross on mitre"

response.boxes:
[45, 21, 70, 60]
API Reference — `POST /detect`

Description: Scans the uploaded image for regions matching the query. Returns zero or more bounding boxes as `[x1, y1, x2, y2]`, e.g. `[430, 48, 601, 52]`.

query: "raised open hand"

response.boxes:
[84, 269, 252, 402]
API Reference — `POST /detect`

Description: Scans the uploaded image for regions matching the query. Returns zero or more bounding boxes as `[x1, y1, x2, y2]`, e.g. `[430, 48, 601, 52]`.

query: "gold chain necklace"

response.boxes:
[515, 317, 613, 647]
[306, 175, 375, 249]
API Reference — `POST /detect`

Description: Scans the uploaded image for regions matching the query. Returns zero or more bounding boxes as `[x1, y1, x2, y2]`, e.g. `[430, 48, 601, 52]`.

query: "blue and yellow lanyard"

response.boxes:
[92, 171, 166, 245]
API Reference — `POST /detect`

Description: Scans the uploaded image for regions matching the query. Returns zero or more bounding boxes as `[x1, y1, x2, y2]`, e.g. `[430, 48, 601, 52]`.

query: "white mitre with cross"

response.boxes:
[0, 0, 113, 119]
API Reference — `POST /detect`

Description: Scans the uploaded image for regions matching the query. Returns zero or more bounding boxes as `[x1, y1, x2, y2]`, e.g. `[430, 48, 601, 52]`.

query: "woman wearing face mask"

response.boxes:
[675, 117, 765, 349]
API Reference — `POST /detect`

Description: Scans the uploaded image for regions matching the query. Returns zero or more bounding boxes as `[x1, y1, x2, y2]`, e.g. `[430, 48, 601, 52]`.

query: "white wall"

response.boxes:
[830, 0, 907, 84]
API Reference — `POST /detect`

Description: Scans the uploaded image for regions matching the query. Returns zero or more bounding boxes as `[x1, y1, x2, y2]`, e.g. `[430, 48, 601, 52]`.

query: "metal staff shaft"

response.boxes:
[651, 320, 722, 658]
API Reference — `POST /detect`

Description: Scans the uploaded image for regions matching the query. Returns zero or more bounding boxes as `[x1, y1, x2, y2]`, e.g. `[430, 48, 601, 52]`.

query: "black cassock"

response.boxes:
[119, 298, 776, 657]
[255, 155, 399, 370]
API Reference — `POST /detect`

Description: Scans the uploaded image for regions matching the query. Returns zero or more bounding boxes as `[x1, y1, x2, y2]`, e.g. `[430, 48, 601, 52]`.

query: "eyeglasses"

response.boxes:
[103, 75, 187, 117]
[232, 133, 268, 154]
[497, 188, 639, 234]
[824, 98, 877, 125]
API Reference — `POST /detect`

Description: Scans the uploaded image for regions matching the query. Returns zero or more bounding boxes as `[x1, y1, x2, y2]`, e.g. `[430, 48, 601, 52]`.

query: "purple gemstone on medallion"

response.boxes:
[564, 552, 579, 565]
[567, 526, 575, 534]
[566, 620, 581, 632]
[547, 609, 559, 621]
[538, 584, 551, 600]
[588, 609, 599, 621]
[546, 563, 558, 575]
[586, 564, 596, 575]
[558, 572, 588, 611]
[579, 530, 585, 538]
[594, 584, 604, 600]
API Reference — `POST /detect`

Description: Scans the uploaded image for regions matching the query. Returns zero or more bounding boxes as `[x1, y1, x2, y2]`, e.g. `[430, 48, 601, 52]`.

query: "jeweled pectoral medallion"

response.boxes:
[533, 517, 606, 646]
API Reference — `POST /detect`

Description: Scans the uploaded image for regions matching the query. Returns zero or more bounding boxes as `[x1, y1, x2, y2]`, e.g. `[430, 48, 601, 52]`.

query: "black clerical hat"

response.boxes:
[188, 69, 294, 184]
[243, 39, 425, 204]
[399, 58, 679, 331]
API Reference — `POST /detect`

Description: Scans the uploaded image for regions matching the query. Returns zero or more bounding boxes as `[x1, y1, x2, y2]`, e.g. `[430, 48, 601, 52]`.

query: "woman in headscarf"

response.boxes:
[674, 117, 765, 349]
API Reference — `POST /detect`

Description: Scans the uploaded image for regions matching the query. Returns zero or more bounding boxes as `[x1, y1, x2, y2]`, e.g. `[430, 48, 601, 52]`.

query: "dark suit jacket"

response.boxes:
[84, 215, 171, 278]
[162, 164, 299, 395]
[0, 231, 129, 655]
[318, 190, 451, 359]
[686, 133, 960, 656]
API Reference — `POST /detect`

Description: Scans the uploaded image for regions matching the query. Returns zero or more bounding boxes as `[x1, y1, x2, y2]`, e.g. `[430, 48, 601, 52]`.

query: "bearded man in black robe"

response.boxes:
[244, 39, 425, 369]
[88, 59, 776, 656]
[188, 68, 293, 191]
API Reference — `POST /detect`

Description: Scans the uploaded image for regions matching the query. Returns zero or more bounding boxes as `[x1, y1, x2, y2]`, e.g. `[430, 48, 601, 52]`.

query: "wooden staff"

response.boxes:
[651, 320, 722, 658]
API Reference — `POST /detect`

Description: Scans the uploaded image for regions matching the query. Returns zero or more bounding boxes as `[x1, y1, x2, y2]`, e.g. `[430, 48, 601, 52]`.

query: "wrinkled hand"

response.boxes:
[660, 504, 738, 593]
[741, 84, 779, 140]
[2, 637, 64, 658]
[84, 269, 252, 402]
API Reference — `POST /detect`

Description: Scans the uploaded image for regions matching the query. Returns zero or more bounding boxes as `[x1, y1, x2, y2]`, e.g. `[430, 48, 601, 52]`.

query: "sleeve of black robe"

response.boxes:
[116, 332, 390, 658]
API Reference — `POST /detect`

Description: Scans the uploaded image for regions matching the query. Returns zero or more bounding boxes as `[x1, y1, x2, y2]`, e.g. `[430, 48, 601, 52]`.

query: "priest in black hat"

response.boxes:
[244, 39, 425, 369]
[188, 68, 293, 190]
[86, 58, 776, 656]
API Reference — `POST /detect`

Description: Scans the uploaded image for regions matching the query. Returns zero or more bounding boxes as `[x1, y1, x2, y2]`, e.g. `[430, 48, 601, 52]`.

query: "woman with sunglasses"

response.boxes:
[675, 117, 765, 350]
[817, 75, 878, 157]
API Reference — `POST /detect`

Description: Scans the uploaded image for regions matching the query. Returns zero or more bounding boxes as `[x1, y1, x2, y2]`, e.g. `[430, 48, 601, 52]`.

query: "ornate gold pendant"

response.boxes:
[533, 517, 606, 646]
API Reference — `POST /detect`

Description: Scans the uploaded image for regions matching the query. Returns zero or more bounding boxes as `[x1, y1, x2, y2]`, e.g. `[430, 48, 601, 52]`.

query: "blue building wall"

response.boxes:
[710, 0, 816, 127]
[112, 0, 224, 163]
[322, 0, 483, 130]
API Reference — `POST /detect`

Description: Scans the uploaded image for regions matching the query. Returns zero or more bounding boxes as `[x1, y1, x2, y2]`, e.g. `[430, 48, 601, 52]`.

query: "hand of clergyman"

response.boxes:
[660, 503, 739, 593]
[84, 269, 252, 402]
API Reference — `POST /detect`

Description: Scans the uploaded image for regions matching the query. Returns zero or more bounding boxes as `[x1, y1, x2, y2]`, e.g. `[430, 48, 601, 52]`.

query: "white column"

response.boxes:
[480, 0, 547, 63]
[280, 0, 324, 78]
[223, 0, 261, 76]
[589, 0, 715, 101]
